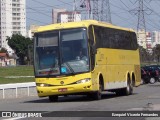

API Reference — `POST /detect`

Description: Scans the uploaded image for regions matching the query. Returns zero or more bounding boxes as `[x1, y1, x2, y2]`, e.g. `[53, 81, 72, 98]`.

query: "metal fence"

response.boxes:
[0, 82, 36, 99]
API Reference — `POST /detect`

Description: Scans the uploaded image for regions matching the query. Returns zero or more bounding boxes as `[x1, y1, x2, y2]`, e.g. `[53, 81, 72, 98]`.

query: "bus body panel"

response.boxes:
[91, 51, 140, 90]
[34, 20, 141, 98]
[95, 48, 141, 88]
[36, 73, 100, 97]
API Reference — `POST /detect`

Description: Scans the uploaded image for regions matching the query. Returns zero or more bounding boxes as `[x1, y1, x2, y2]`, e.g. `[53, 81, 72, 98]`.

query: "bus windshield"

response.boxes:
[34, 28, 89, 77]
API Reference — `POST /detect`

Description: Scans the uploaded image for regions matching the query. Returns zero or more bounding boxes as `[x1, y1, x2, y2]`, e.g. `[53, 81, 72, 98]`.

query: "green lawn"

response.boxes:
[0, 66, 35, 84]
[0, 63, 159, 84]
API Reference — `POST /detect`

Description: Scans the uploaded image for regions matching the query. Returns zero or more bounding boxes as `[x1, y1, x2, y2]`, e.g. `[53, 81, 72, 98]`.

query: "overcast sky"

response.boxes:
[27, 0, 160, 31]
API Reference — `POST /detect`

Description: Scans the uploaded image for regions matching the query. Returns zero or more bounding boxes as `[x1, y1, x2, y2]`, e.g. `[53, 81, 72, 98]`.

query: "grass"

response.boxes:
[0, 63, 159, 84]
[0, 77, 35, 84]
[0, 66, 35, 84]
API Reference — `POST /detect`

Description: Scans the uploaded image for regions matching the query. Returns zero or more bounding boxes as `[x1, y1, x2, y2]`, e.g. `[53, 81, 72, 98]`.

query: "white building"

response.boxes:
[137, 29, 147, 49]
[52, 9, 66, 24]
[57, 11, 81, 23]
[0, 0, 26, 55]
[27, 25, 39, 39]
[152, 31, 160, 47]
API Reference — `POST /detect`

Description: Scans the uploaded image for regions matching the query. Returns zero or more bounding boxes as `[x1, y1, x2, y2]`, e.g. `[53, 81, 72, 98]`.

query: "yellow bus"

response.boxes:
[34, 20, 141, 102]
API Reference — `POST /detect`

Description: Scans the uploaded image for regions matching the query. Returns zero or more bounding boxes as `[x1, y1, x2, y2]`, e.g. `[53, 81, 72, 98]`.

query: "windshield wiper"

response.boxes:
[64, 62, 75, 75]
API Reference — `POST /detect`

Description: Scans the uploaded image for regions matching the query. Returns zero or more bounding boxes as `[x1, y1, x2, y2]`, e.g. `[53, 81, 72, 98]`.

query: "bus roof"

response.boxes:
[36, 20, 135, 33]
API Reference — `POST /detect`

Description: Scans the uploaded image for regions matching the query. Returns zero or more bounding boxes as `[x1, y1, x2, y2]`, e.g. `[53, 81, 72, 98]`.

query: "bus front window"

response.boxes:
[61, 28, 89, 74]
[35, 31, 60, 76]
[34, 28, 89, 77]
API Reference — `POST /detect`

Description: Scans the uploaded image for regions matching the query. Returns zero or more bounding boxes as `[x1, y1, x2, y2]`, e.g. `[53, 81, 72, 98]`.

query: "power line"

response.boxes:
[118, 0, 160, 31]
[110, 1, 137, 22]
[0, 1, 50, 25]
[110, 2, 129, 12]
[146, 18, 160, 30]
[101, 0, 112, 23]
[26, 17, 48, 25]
[26, 1, 74, 9]
[27, 10, 51, 13]
[110, 0, 160, 31]
[57, 0, 73, 6]
[144, 1, 160, 18]
[92, 0, 99, 20]
[136, 2, 146, 31]
[119, 0, 130, 9]
[112, 12, 136, 27]
[142, 2, 160, 29]
[27, 6, 52, 18]
[30, 0, 59, 9]
[0, 6, 48, 26]
[131, 0, 149, 49]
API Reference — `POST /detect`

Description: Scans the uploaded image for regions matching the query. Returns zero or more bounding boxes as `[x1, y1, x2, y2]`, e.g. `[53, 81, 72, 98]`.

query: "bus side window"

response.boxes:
[89, 25, 95, 71]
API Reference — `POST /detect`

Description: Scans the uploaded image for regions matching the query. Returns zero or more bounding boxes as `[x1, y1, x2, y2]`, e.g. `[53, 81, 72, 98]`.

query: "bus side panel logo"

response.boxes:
[60, 81, 64, 85]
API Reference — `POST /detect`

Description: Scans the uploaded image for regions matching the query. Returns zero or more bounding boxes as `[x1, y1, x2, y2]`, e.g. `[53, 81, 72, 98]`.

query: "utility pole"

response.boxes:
[86, 0, 91, 19]
[92, 0, 99, 20]
[130, 0, 152, 49]
[77, 0, 112, 22]
[137, 0, 146, 33]
[137, 0, 147, 49]
[80, 0, 91, 19]
[100, 0, 112, 23]
[73, 0, 77, 22]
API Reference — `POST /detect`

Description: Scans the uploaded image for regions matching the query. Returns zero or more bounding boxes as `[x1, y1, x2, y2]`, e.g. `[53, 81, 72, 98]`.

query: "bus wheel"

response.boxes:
[126, 79, 133, 95]
[49, 95, 58, 102]
[92, 81, 102, 100]
[124, 77, 133, 95]
[116, 77, 133, 96]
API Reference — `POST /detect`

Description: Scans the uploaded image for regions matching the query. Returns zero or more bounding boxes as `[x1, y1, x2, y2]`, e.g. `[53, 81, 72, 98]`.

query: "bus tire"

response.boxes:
[49, 95, 58, 102]
[116, 76, 133, 96]
[92, 80, 102, 100]
[124, 76, 133, 95]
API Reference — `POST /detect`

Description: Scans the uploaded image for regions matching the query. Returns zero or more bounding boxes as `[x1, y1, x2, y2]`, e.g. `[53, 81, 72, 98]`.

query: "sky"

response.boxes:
[27, 0, 160, 32]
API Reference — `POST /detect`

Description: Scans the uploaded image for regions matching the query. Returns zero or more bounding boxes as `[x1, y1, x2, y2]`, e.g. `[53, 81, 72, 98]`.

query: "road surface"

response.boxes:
[1, 83, 160, 120]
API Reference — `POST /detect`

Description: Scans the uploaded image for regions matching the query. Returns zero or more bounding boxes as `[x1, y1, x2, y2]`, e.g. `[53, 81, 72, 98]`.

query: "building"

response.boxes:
[52, 8, 81, 23]
[57, 11, 81, 23]
[137, 29, 147, 49]
[0, 0, 26, 55]
[146, 32, 152, 52]
[52, 9, 66, 24]
[152, 31, 160, 48]
[137, 30, 160, 52]
[27, 25, 40, 39]
[0, 53, 17, 66]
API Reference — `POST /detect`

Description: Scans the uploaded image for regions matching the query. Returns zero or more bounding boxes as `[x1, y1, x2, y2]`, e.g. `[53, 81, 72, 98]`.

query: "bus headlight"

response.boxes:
[76, 78, 91, 84]
[36, 83, 50, 87]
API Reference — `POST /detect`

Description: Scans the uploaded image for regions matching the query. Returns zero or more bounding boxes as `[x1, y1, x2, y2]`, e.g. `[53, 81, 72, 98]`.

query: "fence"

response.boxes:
[0, 82, 36, 99]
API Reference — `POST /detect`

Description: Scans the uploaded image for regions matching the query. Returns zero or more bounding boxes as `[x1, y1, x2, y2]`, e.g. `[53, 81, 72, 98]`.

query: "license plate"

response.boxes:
[58, 88, 67, 92]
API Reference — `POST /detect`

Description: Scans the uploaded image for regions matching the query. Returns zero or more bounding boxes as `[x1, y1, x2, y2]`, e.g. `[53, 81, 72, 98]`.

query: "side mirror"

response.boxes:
[91, 44, 97, 55]
[89, 39, 97, 55]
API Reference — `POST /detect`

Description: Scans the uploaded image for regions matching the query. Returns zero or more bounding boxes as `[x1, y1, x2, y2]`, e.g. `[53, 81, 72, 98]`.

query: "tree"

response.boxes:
[7, 34, 33, 65]
[152, 44, 160, 63]
[0, 47, 8, 53]
[139, 45, 149, 63]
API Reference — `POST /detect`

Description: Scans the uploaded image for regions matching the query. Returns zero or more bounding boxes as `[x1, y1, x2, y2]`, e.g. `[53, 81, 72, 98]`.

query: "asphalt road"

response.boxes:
[1, 82, 160, 120]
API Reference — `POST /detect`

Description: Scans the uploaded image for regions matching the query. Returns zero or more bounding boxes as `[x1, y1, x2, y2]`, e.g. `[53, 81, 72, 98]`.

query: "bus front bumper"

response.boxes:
[36, 81, 94, 97]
